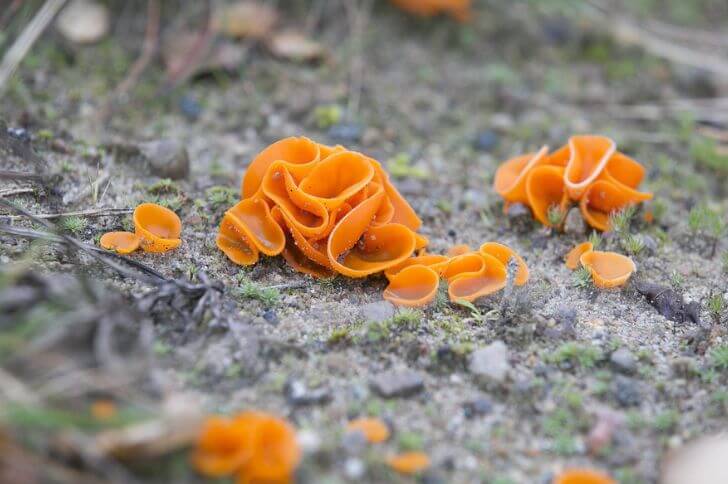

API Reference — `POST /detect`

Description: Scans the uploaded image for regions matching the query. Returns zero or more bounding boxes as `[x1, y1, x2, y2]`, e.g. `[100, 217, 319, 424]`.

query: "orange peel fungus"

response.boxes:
[387, 451, 431, 475]
[565, 242, 636, 288]
[553, 468, 616, 484]
[389, 0, 472, 22]
[133, 202, 182, 253]
[99, 231, 141, 254]
[493, 135, 652, 231]
[192, 411, 300, 483]
[346, 418, 391, 444]
[218, 136, 425, 280]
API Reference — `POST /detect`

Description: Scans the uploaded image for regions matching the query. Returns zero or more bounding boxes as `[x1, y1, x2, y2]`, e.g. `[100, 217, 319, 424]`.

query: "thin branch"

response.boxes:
[1, 207, 132, 221]
[0, 169, 47, 181]
[0, 0, 68, 97]
[0, 187, 35, 197]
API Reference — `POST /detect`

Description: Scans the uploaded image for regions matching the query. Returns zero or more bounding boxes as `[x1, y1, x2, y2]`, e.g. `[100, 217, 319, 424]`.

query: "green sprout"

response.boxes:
[622, 234, 645, 256]
[687, 204, 726, 257]
[707, 292, 726, 324]
[59, 216, 87, 234]
[587, 231, 602, 249]
[388, 153, 430, 180]
[313, 104, 342, 129]
[546, 204, 566, 227]
[609, 205, 636, 234]
[206, 186, 238, 210]
[710, 344, 728, 371]
[147, 178, 180, 195]
[235, 276, 280, 306]
[573, 266, 593, 288]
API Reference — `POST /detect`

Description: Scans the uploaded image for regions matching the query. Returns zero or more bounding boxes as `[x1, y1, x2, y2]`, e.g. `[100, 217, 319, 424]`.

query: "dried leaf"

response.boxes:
[267, 31, 326, 62]
[162, 31, 246, 77]
[213, 1, 278, 39]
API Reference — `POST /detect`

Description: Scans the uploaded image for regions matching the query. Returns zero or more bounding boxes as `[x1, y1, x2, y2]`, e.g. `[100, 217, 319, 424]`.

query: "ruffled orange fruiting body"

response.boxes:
[383, 243, 528, 307]
[192, 411, 300, 484]
[346, 418, 391, 444]
[90, 399, 117, 421]
[387, 451, 431, 475]
[580, 250, 636, 288]
[133, 202, 182, 253]
[389, 0, 472, 22]
[99, 231, 140, 254]
[218, 137, 425, 282]
[565, 242, 593, 270]
[492, 135, 653, 231]
[553, 468, 616, 484]
[447, 244, 472, 257]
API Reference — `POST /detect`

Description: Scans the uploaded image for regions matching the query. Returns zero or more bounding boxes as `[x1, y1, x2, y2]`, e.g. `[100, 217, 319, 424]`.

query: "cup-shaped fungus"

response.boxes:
[493, 145, 549, 205]
[553, 468, 615, 484]
[389, 0, 472, 21]
[383, 264, 440, 307]
[563, 135, 616, 200]
[346, 418, 391, 444]
[192, 416, 254, 477]
[579, 250, 636, 288]
[565, 241, 594, 270]
[99, 231, 140, 254]
[448, 253, 507, 302]
[479, 242, 529, 285]
[525, 165, 569, 227]
[387, 451, 431, 475]
[133, 202, 182, 253]
[579, 180, 637, 231]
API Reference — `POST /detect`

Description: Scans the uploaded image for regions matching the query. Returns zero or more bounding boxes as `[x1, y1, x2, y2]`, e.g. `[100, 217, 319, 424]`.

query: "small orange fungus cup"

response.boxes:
[565, 242, 636, 288]
[389, 0, 472, 22]
[99, 231, 140, 254]
[493, 135, 653, 231]
[133, 202, 182, 253]
[553, 468, 616, 484]
[387, 451, 431, 475]
[192, 411, 300, 483]
[346, 418, 391, 444]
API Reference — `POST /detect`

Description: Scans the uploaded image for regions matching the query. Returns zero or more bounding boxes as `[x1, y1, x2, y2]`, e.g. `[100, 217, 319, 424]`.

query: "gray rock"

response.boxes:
[284, 379, 331, 406]
[463, 396, 493, 419]
[469, 340, 510, 384]
[610, 347, 637, 374]
[613, 375, 641, 407]
[506, 202, 531, 219]
[360, 301, 395, 323]
[139, 139, 190, 179]
[641, 234, 658, 255]
[370, 368, 424, 398]
[344, 458, 365, 479]
[563, 207, 586, 235]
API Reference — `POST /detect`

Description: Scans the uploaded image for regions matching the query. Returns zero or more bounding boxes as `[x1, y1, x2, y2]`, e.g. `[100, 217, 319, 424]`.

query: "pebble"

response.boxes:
[473, 130, 499, 151]
[327, 122, 362, 143]
[342, 430, 368, 455]
[261, 309, 279, 325]
[469, 340, 510, 384]
[563, 207, 586, 235]
[179, 93, 202, 121]
[284, 379, 331, 406]
[613, 375, 641, 407]
[344, 457, 365, 479]
[641, 234, 658, 255]
[139, 139, 190, 180]
[370, 368, 425, 398]
[462, 397, 493, 419]
[610, 347, 637, 374]
[56, 0, 109, 45]
[360, 301, 395, 323]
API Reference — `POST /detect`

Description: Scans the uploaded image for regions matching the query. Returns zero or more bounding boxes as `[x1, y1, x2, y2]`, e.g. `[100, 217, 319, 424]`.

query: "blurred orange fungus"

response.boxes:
[494, 135, 652, 231]
[389, 0, 472, 22]
[192, 411, 300, 483]
[219, 137, 526, 306]
[553, 468, 616, 484]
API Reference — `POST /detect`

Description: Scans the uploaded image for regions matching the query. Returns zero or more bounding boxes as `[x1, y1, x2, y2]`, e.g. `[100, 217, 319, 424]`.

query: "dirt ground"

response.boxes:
[2, 1, 728, 483]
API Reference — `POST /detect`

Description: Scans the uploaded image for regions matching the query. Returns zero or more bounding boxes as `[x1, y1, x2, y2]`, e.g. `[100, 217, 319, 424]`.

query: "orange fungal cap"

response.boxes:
[447, 252, 507, 302]
[383, 264, 440, 307]
[565, 241, 594, 270]
[192, 416, 254, 477]
[384, 254, 450, 281]
[579, 180, 639, 231]
[241, 413, 301, 483]
[387, 451, 431, 475]
[553, 468, 616, 484]
[479, 242, 529, 285]
[346, 418, 391, 444]
[133, 202, 182, 253]
[493, 145, 549, 204]
[579, 250, 636, 288]
[99, 231, 140, 254]
[242, 136, 320, 198]
[563, 135, 616, 200]
[224, 199, 286, 256]
[525, 165, 569, 228]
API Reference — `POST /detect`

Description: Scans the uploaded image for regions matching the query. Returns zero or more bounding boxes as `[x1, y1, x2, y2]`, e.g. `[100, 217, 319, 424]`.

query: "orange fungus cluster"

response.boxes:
[217, 137, 426, 279]
[389, 0, 472, 22]
[99, 203, 181, 254]
[565, 242, 636, 288]
[494, 135, 652, 231]
[192, 411, 300, 484]
[384, 242, 528, 307]
[553, 468, 615, 484]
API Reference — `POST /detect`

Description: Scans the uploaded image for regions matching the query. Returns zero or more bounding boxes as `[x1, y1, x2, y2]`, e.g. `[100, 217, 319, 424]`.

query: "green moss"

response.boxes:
[710, 344, 728, 371]
[548, 342, 602, 369]
[313, 104, 342, 129]
[206, 186, 238, 210]
[652, 409, 679, 433]
[147, 178, 181, 195]
[59, 216, 87, 234]
[235, 277, 280, 307]
[691, 137, 728, 173]
[572, 266, 593, 289]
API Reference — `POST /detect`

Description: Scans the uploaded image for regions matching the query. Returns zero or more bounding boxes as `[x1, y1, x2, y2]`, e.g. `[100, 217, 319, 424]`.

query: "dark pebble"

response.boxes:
[473, 130, 499, 151]
[542, 17, 573, 45]
[7, 127, 30, 142]
[179, 93, 202, 121]
[635, 281, 701, 325]
[262, 309, 279, 325]
[284, 379, 331, 406]
[327, 122, 362, 143]
[463, 397, 493, 418]
[613, 375, 641, 407]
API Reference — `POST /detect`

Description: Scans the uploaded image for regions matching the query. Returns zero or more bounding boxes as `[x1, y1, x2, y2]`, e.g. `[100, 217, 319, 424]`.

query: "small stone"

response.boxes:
[473, 130, 499, 151]
[563, 207, 586, 235]
[56, 0, 109, 45]
[610, 347, 637, 374]
[342, 430, 368, 455]
[179, 93, 202, 121]
[360, 301, 395, 323]
[262, 309, 279, 325]
[613, 375, 641, 407]
[139, 139, 190, 179]
[641, 234, 658, 255]
[469, 340, 510, 384]
[462, 397, 493, 419]
[284, 379, 331, 406]
[370, 369, 424, 398]
[327, 122, 362, 144]
[344, 457, 365, 479]
[506, 202, 531, 219]
[298, 429, 321, 453]
[542, 16, 573, 45]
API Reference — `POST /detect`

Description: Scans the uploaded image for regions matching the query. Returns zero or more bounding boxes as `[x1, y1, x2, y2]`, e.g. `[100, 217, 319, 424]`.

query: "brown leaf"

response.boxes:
[267, 31, 326, 62]
[213, 1, 278, 39]
[162, 31, 246, 78]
